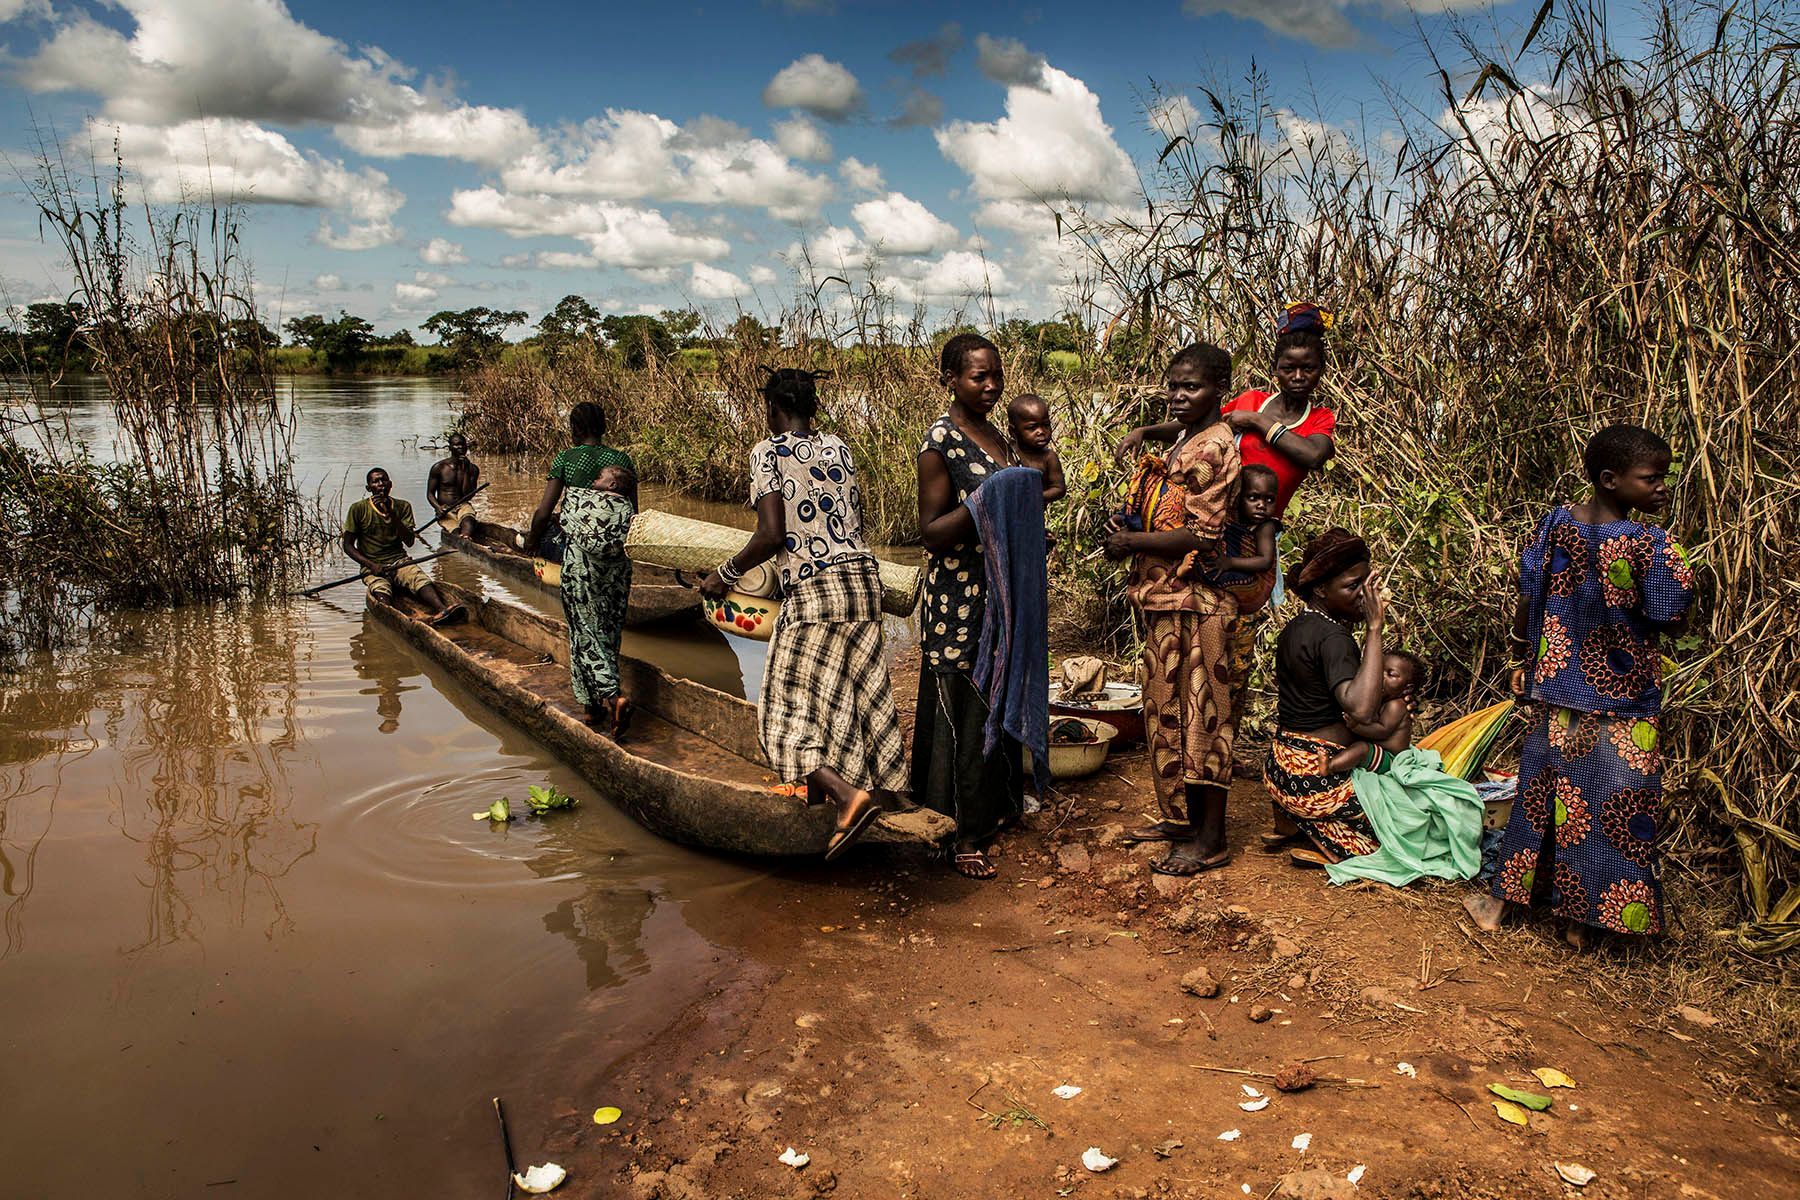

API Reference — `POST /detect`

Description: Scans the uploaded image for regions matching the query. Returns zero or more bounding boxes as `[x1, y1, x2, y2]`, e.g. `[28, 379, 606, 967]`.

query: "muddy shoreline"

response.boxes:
[539, 658, 1797, 1200]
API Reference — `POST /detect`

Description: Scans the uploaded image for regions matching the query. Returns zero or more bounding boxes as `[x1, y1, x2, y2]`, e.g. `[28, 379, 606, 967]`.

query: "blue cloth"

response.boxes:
[1518, 506, 1694, 717]
[966, 466, 1050, 793]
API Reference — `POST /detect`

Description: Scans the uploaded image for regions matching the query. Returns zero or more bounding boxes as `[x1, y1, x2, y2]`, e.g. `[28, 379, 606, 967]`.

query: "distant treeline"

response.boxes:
[9, 296, 1088, 378]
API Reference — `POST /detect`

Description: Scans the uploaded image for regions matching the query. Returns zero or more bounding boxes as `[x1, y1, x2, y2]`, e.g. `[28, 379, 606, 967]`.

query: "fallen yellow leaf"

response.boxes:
[1492, 1099, 1530, 1126]
[592, 1106, 622, 1125]
[1532, 1067, 1577, 1089]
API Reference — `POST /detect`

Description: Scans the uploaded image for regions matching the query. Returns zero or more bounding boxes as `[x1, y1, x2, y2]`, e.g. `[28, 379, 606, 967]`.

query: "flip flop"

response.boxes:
[1120, 822, 1195, 844]
[427, 604, 467, 627]
[823, 792, 883, 863]
[951, 851, 997, 880]
[1149, 849, 1232, 877]
[1288, 847, 1332, 869]
[1260, 831, 1306, 852]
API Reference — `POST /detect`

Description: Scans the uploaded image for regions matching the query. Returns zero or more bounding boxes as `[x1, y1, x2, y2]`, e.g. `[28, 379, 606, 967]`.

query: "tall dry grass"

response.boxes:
[457, 4, 1795, 1038]
[1, 144, 311, 652]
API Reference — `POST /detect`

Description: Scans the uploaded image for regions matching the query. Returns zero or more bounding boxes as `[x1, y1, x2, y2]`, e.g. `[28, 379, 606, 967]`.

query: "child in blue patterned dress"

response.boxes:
[1464, 424, 1695, 948]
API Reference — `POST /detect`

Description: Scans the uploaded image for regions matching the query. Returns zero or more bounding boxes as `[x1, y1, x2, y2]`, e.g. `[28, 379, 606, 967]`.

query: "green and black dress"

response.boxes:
[549, 443, 635, 707]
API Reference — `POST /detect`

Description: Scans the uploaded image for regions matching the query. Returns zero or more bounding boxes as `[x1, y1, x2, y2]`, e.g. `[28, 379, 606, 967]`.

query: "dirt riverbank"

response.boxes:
[527, 658, 1796, 1200]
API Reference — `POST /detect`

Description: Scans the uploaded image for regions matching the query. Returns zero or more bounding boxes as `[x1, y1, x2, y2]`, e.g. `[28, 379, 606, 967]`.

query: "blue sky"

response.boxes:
[1, 0, 1529, 336]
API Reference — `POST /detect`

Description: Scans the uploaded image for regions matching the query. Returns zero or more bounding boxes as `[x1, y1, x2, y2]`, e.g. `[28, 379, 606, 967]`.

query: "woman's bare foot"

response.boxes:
[610, 695, 634, 739]
[1462, 893, 1506, 932]
[1121, 821, 1193, 844]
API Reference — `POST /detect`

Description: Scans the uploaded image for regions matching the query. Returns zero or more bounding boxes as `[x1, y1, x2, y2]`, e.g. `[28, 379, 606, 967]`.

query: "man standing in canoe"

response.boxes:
[427, 433, 481, 537]
[343, 467, 463, 625]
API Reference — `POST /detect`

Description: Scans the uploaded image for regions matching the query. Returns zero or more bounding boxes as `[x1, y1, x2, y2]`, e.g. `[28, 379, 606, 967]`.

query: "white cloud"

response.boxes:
[310, 273, 343, 290]
[762, 53, 863, 121]
[446, 186, 731, 269]
[974, 34, 1046, 87]
[1181, 0, 1488, 50]
[749, 264, 779, 285]
[500, 109, 832, 222]
[773, 116, 832, 163]
[97, 117, 402, 250]
[0, 0, 52, 20]
[420, 237, 467, 266]
[413, 270, 454, 288]
[394, 281, 438, 303]
[785, 225, 866, 271]
[335, 105, 535, 167]
[689, 262, 748, 300]
[851, 191, 960, 255]
[839, 157, 885, 193]
[1147, 93, 1201, 137]
[893, 250, 1012, 302]
[16, 0, 534, 167]
[936, 65, 1136, 206]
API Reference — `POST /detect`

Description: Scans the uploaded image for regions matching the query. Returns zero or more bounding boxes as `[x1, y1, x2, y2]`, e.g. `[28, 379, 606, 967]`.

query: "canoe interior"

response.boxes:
[370, 580, 951, 857]
[446, 518, 698, 625]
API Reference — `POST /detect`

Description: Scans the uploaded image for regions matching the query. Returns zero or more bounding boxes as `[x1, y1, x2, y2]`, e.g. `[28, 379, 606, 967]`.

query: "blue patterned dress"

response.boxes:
[1491, 506, 1694, 933]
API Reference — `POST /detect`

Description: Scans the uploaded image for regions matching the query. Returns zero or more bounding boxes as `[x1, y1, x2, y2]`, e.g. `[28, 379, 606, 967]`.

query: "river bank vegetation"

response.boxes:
[453, 4, 1799, 1050]
[1, 152, 314, 654]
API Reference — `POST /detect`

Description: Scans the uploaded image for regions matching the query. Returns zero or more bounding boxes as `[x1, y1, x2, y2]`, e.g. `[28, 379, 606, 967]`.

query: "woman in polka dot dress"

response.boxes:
[911, 333, 1030, 880]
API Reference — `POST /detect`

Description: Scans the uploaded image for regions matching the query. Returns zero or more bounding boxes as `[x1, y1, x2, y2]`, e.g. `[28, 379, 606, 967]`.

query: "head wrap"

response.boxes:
[1277, 302, 1334, 336]
[1286, 527, 1369, 599]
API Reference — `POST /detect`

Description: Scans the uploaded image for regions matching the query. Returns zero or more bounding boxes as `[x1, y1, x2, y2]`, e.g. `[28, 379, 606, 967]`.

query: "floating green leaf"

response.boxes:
[473, 798, 512, 822]
[1487, 1083, 1553, 1110]
[524, 784, 578, 815]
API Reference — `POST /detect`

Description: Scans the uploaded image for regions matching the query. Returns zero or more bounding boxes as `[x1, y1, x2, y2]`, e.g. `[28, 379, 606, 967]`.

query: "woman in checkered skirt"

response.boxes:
[700, 368, 907, 861]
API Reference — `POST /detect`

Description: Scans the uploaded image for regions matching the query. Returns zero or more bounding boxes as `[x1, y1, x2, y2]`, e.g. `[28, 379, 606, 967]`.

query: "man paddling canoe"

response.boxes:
[427, 433, 482, 536]
[343, 467, 463, 624]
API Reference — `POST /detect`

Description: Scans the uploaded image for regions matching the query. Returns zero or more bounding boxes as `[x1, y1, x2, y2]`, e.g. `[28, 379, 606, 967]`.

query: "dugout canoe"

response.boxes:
[442, 518, 699, 626]
[367, 579, 953, 858]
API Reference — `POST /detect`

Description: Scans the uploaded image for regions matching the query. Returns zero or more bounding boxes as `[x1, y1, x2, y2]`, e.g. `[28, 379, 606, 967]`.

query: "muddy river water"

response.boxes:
[0, 378, 836, 1197]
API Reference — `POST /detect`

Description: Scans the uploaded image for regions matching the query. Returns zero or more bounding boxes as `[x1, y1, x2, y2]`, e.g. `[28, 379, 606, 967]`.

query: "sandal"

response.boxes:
[824, 792, 883, 863]
[1260, 830, 1306, 852]
[951, 851, 997, 880]
[1288, 847, 1333, 869]
[1121, 821, 1195, 844]
[1149, 848, 1231, 877]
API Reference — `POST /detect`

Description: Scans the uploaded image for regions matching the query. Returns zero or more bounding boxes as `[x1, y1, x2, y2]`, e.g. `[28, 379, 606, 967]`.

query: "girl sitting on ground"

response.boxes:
[1103, 343, 1242, 876]
[1466, 423, 1694, 946]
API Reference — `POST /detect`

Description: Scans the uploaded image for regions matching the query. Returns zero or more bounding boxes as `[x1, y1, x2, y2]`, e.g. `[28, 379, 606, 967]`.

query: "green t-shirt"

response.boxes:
[344, 497, 415, 563]
[549, 443, 635, 490]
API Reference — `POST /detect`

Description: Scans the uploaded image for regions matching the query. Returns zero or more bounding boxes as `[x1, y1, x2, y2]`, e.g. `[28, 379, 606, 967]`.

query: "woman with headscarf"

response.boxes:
[700, 368, 906, 860]
[1263, 529, 1391, 865]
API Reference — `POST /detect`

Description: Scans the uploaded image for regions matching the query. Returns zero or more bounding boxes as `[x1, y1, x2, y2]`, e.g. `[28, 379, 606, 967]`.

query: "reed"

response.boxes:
[1, 142, 312, 652]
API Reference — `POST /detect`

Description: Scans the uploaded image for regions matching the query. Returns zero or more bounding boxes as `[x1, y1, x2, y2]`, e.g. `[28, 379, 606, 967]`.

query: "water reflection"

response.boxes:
[351, 611, 415, 733]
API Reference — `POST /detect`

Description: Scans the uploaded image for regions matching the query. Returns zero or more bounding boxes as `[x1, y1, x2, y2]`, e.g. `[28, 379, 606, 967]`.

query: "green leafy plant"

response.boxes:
[522, 784, 577, 815]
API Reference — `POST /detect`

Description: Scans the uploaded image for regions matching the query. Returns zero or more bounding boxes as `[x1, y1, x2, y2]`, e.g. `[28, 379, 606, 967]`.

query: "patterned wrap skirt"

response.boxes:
[1490, 704, 1665, 935]
[1263, 730, 1382, 860]
[759, 558, 908, 792]
[1139, 606, 1240, 821]
[559, 488, 634, 707]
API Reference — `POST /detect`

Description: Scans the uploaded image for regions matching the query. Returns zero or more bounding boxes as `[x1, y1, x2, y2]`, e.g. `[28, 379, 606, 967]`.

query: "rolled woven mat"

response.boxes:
[625, 508, 921, 617]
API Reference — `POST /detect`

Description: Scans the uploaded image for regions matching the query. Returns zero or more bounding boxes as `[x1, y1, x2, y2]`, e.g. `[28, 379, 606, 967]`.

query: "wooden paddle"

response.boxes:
[296, 550, 454, 598]
[424, 481, 490, 534]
